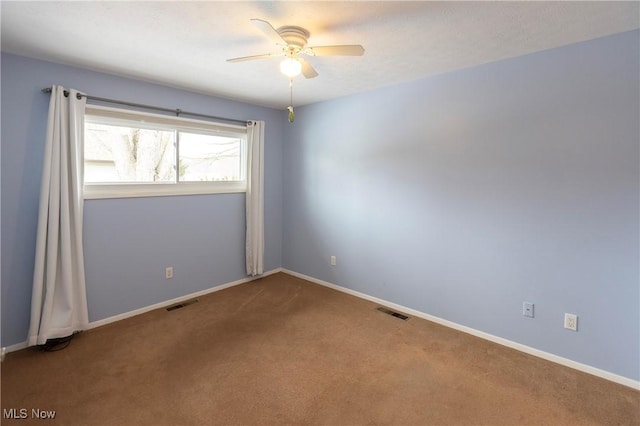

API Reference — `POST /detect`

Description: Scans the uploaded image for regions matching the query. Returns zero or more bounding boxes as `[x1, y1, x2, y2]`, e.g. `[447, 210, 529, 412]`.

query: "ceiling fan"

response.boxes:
[227, 19, 365, 79]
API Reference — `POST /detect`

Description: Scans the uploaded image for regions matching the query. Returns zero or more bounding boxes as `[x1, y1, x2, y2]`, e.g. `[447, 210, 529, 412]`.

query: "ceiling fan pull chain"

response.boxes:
[288, 78, 295, 123]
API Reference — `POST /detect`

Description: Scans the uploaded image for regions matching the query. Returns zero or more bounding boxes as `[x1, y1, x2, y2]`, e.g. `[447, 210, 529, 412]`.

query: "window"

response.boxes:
[83, 106, 247, 198]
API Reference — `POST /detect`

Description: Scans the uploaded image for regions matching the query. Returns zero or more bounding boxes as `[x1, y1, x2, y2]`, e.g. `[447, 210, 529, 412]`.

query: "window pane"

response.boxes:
[179, 132, 241, 182]
[85, 122, 175, 183]
[83, 106, 248, 198]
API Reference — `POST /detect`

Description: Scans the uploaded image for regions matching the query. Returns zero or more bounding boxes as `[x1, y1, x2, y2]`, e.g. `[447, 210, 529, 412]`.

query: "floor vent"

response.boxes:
[166, 299, 199, 311]
[377, 306, 409, 321]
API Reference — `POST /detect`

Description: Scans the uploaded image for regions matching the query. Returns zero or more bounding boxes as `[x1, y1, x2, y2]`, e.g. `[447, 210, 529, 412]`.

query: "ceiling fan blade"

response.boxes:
[227, 52, 284, 62]
[306, 45, 365, 56]
[300, 59, 319, 79]
[251, 18, 287, 46]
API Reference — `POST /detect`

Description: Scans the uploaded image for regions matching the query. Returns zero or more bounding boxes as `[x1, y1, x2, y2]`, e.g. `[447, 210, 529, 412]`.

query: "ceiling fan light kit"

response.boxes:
[280, 58, 302, 78]
[227, 18, 365, 123]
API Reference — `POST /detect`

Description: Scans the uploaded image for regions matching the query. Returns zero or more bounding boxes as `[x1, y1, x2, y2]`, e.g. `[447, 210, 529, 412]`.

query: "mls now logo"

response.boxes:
[4, 408, 56, 419]
[3, 408, 27, 419]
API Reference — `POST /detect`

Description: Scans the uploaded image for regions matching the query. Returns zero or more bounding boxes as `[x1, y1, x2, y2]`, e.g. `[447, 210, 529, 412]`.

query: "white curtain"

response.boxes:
[246, 120, 265, 276]
[28, 85, 89, 346]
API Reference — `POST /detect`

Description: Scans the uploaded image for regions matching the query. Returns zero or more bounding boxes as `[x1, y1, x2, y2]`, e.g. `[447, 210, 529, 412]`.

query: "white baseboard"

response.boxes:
[282, 268, 640, 390]
[4, 341, 28, 354]
[4, 268, 283, 354]
[87, 268, 283, 330]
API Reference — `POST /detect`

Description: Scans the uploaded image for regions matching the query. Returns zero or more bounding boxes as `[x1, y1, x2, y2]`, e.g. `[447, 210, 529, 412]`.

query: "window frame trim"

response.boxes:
[83, 105, 248, 199]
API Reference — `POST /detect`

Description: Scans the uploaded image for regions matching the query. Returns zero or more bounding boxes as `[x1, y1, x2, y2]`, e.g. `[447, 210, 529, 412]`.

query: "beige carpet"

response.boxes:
[2, 272, 638, 425]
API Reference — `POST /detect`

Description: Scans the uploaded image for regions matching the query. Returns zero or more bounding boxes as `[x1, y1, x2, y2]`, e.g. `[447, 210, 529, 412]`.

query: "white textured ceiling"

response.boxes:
[1, 1, 638, 109]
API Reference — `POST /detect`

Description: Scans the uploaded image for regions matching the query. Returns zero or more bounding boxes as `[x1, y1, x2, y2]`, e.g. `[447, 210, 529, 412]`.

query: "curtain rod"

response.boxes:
[41, 87, 251, 126]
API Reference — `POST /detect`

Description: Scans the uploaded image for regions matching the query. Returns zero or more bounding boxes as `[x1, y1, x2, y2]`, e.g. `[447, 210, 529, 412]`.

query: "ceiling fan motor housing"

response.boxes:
[277, 26, 310, 49]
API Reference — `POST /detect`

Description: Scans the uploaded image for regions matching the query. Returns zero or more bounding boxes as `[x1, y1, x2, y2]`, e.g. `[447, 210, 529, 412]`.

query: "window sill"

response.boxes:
[83, 182, 246, 200]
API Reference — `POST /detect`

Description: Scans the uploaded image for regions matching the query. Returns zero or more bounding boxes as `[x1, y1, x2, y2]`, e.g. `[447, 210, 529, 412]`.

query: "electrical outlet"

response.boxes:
[523, 302, 534, 318]
[330, 256, 336, 266]
[564, 313, 578, 331]
[165, 266, 174, 280]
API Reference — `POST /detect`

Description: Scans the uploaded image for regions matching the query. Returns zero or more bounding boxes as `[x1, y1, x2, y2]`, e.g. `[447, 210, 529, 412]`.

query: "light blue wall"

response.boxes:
[282, 30, 640, 381]
[1, 53, 283, 346]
